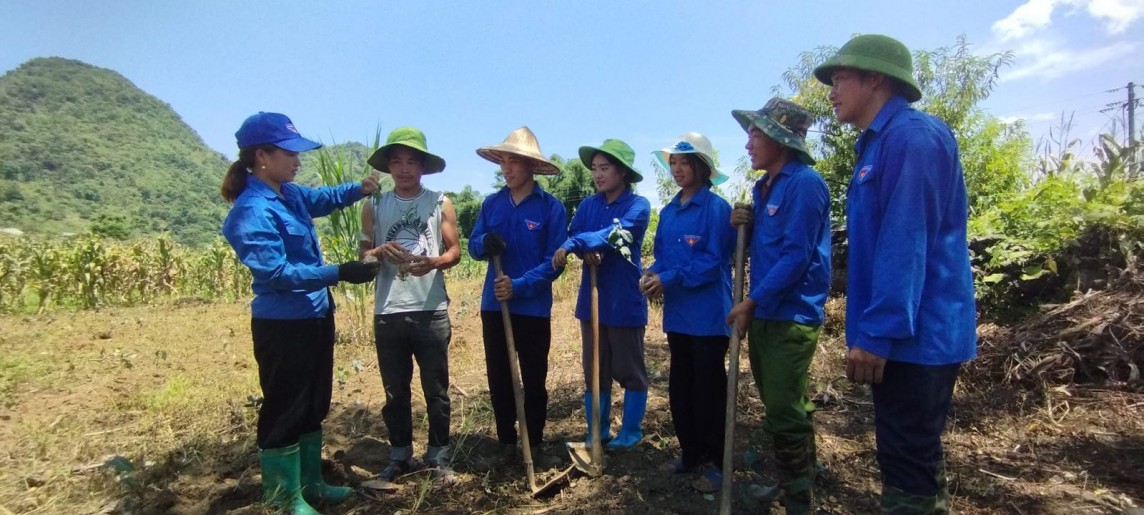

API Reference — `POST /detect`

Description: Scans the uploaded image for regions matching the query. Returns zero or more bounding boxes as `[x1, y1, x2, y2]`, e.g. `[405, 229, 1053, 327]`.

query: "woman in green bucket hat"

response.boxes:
[552, 139, 652, 452]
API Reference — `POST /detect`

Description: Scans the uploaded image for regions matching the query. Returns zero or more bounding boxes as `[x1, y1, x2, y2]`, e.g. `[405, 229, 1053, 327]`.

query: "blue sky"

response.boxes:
[1, 0, 1140, 196]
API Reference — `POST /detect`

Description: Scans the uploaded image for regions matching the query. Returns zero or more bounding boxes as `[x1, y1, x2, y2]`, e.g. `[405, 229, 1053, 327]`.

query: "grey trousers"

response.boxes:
[579, 320, 648, 392]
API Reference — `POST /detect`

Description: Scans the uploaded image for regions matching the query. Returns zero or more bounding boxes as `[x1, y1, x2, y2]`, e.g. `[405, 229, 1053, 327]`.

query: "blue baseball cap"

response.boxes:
[235, 112, 322, 152]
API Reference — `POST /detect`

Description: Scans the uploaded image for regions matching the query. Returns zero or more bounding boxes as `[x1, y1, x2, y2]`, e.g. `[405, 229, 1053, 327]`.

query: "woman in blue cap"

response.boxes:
[221, 112, 382, 514]
[553, 139, 651, 451]
[642, 132, 735, 492]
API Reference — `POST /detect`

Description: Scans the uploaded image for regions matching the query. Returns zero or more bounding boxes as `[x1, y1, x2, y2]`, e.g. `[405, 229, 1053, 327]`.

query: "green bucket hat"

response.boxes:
[578, 139, 643, 183]
[812, 34, 922, 103]
[731, 97, 817, 165]
[367, 127, 447, 174]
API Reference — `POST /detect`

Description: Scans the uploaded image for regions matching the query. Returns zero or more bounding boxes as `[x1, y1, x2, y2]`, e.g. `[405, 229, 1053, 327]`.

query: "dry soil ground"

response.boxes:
[1, 274, 1142, 514]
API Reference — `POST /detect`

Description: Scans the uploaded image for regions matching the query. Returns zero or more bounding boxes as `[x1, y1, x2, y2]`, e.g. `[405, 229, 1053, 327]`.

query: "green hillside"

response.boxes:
[0, 57, 230, 245]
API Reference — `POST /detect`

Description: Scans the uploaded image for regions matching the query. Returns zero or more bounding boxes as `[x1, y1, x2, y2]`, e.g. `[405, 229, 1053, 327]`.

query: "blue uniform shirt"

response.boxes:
[222, 176, 364, 319]
[469, 183, 568, 318]
[846, 95, 977, 365]
[649, 187, 734, 337]
[747, 160, 832, 325]
[562, 189, 650, 327]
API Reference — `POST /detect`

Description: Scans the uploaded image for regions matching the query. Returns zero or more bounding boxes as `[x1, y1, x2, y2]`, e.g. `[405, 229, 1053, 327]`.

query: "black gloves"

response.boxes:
[338, 260, 381, 284]
[484, 232, 507, 257]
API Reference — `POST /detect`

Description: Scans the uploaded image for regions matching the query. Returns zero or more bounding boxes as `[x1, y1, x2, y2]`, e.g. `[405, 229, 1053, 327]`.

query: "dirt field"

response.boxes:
[1, 274, 1141, 514]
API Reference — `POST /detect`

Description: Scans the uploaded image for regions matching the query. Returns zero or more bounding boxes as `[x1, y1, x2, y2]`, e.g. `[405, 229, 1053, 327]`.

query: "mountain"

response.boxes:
[0, 57, 230, 245]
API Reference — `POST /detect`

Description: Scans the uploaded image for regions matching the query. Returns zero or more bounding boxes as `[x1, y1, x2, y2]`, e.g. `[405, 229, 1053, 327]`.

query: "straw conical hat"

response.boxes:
[476, 126, 561, 175]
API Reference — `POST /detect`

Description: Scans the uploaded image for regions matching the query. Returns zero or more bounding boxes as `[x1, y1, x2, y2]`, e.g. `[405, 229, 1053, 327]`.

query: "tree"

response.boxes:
[540, 155, 596, 220]
[90, 212, 131, 240]
[443, 185, 484, 238]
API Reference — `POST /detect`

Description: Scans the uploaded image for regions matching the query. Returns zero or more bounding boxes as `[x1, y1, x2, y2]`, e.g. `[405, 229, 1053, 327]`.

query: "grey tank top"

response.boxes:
[370, 188, 448, 314]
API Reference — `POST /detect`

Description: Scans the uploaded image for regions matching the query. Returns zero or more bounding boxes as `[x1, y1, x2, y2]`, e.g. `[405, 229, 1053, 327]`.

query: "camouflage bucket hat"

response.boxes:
[579, 139, 643, 183]
[367, 127, 447, 175]
[812, 34, 922, 103]
[731, 97, 816, 165]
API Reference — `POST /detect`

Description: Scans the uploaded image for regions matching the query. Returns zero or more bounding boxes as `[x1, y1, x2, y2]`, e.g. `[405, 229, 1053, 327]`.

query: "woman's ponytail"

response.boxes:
[220, 145, 274, 202]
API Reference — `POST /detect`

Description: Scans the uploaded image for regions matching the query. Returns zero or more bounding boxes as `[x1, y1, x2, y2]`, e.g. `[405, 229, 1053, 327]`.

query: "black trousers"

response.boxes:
[375, 310, 452, 451]
[481, 311, 551, 446]
[873, 360, 962, 496]
[251, 311, 335, 449]
[667, 332, 729, 468]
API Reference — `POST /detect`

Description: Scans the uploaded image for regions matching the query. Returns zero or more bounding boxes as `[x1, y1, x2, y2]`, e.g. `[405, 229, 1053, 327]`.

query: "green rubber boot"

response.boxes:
[259, 444, 319, 515]
[298, 430, 352, 505]
[881, 484, 940, 514]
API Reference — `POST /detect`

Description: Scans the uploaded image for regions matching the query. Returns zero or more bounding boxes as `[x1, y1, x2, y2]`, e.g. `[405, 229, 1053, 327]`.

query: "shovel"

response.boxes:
[492, 255, 573, 496]
[565, 260, 605, 477]
[720, 225, 748, 515]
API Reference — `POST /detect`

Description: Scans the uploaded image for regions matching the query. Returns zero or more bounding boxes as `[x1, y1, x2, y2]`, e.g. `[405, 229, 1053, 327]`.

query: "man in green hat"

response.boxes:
[814, 34, 976, 514]
[360, 127, 462, 486]
[727, 97, 831, 512]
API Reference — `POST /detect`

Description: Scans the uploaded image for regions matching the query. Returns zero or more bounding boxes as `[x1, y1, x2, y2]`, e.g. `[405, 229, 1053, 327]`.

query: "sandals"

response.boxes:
[691, 466, 722, 493]
[378, 459, 416, 481]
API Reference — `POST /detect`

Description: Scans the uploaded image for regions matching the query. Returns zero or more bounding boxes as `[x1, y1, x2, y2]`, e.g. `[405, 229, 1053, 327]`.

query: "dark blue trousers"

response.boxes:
[872, 361, 961, 496]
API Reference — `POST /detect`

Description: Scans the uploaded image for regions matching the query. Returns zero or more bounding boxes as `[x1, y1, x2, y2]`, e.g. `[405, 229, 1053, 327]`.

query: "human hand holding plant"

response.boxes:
[361, 170, 383, 196]
[639, 270, 662, 298]
[607, 218, 635, 264]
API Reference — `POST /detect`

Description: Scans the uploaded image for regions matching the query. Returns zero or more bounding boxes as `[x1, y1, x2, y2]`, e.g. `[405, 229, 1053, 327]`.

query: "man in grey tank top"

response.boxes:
[360, 127, 462, 486]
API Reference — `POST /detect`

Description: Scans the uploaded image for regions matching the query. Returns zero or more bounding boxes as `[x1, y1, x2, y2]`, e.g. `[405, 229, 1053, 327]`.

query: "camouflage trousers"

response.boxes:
[747, 319, 821, 514]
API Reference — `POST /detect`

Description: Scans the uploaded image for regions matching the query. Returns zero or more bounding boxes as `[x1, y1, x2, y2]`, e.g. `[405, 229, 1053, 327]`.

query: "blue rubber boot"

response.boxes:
[605, 390, 647, 450]
[298, 430, 352, 505]
[583, 390, 612, 444]
[259, 444, 319, 515]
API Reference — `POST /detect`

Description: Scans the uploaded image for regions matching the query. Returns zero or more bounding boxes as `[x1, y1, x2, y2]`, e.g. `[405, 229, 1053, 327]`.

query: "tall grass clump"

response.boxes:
[312, 129, 388, 344]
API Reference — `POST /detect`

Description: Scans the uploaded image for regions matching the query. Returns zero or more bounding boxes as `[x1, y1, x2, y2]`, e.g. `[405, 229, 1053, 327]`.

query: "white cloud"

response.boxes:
[1085, 0, 1144, 33]
[999, 112, 1057, 123]
[993, 0, 1058, 41]
[1003, 39, 1137, 80]
[992, 0, 1144, 40]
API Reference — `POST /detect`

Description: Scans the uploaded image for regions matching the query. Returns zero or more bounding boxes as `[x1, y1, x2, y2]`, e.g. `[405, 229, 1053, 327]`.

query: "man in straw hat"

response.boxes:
[814, 34, 976, 513]
[469, 127, 568, 464]
[553, 139, 651, 451]
[727, 97, 832, 513]
[360, 127, 461, 485]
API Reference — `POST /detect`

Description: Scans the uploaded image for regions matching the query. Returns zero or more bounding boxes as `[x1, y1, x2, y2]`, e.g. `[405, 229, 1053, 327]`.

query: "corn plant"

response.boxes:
[0, 238, 30, 312]
[312, 129, 388, 344]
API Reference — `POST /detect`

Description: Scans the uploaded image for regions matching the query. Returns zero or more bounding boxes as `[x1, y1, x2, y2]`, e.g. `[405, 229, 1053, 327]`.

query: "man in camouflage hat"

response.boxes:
[814, 34, 976, 514]
[727, 97, 831, 513]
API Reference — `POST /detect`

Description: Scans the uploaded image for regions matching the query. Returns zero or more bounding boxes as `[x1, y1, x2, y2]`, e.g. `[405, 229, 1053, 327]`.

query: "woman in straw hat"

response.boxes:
[360, 127, 461, 485]
[552, 139, 651, 451]
[641, 132, 735, 491]
[469, 126, 568, 463]
[221, 112, 382, 513]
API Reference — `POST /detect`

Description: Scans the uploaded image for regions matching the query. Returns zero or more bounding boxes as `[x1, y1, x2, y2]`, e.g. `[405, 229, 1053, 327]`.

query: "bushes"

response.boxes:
[970, 174, 1144, 321]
